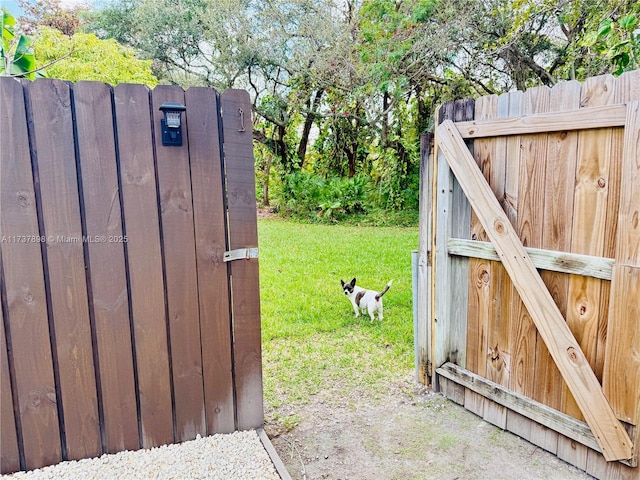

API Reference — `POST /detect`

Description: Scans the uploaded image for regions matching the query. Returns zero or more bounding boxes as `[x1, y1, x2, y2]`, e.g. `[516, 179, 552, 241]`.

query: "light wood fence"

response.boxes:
[0, 78, 263, 474]
[418, 71, 640, 479]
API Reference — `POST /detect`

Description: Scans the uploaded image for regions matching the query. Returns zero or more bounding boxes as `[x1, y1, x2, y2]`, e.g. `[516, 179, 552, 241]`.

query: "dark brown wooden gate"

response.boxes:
[0, 78, 263, 474]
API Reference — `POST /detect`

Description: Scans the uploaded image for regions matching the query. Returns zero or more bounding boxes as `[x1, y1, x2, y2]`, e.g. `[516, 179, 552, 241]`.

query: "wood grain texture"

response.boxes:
[0, 299, 20, 473]
[0, 77, 62, 470]
[456, 104, 627, 138]
[447, 239, 613, 279]
[220, 89, 264, 430]
[510, 86, 550, 400]
[437, 363, 600, 452]
[114, 83, 173, 448]
[417, 133, 433, 382]
[537, 80, 581, 416]
[465, 95, 496, 377]
[152, 86, 206, 442]
[603, 99, 640, 427]
[564, 75, 617, 420]
[448, 100, 473, 369]
[436, 118, 633, 461]
[184, 87, 236, 434]
[73, 81, 139, 454]
[28, 79, 101, 460]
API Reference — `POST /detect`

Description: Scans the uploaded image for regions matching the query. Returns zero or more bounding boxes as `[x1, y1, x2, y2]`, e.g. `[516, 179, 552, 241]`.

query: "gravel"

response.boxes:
[2, 430, 281, 480]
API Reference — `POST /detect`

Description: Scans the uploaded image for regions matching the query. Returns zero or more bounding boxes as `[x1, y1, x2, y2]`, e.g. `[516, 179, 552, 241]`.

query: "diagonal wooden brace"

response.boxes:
[436, 119, 634, 462]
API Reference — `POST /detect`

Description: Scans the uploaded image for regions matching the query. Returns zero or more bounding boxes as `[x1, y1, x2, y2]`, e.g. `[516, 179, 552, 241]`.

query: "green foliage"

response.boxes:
[278, 172, 372, 221]
[34, 26, 157, 85]
[584, 14, 639, 75]
[1, 8, 44, 79]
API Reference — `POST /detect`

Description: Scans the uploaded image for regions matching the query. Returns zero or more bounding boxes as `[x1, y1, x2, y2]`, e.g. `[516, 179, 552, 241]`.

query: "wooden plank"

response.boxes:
[447, 239, 613, 280]
[564, 75, 617, 420]
[611, 99, 640, 266]
[27, 79, 101, 460]
[184, 87, 235, 434]
[73, 81, 139, 453]
[604, 265, 640, 426]
[448, 100, 473, 369]
[482, 93, 512, 429]
[0, 77, 62, 470]
[152, 86, 206, 442]
[0, 293, 20, 473]
[536, 80, 581, 419]
[557, 437, 589, 472]
[220, 89, 263, 430]
[436, 118, 633, 461]
[455, 104, 627, 138]
[436, 363, 601, 452]
[114, 83, 173, 448]
[465, 95, 496, 378]
[417, 133, 432, 383]
[433, 105, 455, 378]
[510, 86, 549, 401]
[603, 100, 640, 428]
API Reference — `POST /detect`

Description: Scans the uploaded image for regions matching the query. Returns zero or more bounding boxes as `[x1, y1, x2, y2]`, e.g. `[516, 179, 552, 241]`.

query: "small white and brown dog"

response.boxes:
[341, 278, 392, 321]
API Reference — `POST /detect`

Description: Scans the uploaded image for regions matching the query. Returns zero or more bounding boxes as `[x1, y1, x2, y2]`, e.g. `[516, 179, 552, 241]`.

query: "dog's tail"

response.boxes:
[375, 280, 393, 300]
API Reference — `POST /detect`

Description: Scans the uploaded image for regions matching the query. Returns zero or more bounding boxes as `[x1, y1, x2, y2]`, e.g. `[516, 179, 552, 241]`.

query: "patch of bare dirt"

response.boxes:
[266, 377, 593, 480]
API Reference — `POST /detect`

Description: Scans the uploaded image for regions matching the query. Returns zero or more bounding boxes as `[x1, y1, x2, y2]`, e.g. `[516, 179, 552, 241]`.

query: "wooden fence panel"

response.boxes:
[1, 79, 262, 475]
[73, 81, 139, 453]
[114, 83, 174, 449]
[151, 85, 207, 442]
[27, 79, 102, 461]
[429, 73, 640, 476]
[184, 87, 235, 435]
[221, 90, 264, 430]
[0, 77, 62, 470]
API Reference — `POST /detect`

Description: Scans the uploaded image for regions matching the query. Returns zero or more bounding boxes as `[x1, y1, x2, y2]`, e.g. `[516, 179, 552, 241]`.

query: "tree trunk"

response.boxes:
[296, 89, 324, 168]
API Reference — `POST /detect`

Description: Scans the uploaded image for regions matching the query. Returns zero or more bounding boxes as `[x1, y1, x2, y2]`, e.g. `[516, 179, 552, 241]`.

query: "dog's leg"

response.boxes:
[367, 305, 375, 322]
[352, 300, 360, 317]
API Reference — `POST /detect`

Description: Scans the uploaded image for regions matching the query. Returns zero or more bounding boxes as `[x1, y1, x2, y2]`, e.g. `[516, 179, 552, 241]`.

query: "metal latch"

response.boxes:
[223, 247, 259, 262]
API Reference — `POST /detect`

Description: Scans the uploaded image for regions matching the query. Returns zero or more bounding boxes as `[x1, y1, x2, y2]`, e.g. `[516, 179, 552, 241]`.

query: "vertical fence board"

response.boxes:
[433, 103, 453, 379]
[73, 81, 139, 453]
[221, 89, 264, 430]
[151, 86, 206, 442]
[562, 75, 617, 421]
[481, 93, 514, 429]
[464, 95, 497, 417]
[509, 86, 550, 401]
[531, 80, 581, 450]
[27, 79, 101, 460]
[448, 100, 474, 369]
[0, 300, 20, 472]
[184, 87, 235, 434]
[417, 133, 432, 382]
[0, 77, 61, 471]
[604, 99, 640, 426]
[114, 83, 173, 448]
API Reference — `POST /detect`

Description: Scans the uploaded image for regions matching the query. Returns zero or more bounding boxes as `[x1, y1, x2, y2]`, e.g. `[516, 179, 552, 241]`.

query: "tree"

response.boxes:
[34, 26, 157, 85]
[18, 0, 88, 36]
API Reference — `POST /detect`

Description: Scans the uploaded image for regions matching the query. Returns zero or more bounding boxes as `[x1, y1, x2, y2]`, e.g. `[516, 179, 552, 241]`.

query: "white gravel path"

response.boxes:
[2, 430, 281, 480]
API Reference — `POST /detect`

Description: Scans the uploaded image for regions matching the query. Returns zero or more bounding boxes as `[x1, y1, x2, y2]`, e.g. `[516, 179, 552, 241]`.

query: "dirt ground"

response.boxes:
[265, 376, 593, 480]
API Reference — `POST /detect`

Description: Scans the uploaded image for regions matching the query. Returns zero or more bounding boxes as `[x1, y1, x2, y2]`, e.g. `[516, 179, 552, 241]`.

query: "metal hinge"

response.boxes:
[223, 247, 259, 262]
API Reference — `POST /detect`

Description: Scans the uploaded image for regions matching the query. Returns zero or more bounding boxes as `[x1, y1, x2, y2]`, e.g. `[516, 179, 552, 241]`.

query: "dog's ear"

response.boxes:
[341, 279, 345, 287]
[350, 278, 356, 287]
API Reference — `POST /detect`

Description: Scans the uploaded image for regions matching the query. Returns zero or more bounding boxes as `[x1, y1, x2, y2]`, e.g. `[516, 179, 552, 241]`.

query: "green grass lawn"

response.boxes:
[258, 217, 419, 416]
